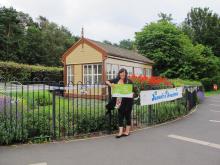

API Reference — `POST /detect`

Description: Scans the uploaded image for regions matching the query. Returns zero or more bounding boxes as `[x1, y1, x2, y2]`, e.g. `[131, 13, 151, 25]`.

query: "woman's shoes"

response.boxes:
[115, 134, 123, 138]
[115, 133, 130, 138]
[122, 133, 129, 137]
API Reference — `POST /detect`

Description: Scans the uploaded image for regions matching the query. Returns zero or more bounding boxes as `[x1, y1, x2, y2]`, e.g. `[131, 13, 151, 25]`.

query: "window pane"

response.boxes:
[98, 75, 102, 84]
[119, 65, 124, 70]
[119, 65, 133, 75]
[127, 67, 133, 75]
[94, 75, 98, 84]
[145, 69, 148, 76]
[88, 75, 92, 84]
[134, 67, 144, 76]
[84, 76, 87, 84]
[146, 68, 152, 77]
[67, 65, 73, 84]
[107, 75, 111, 80]
[84, 65, 87, 74]
[67, 66, 70, 75]
[106, 64, 111, 74]
[149, 69, 152, 76]
[112, 64, 118, 75]
[93, 65, 97, 74]
[98, 65, 102, 74]
[67, 76, 70, 83]
[134, 68, 138, 75]
[88, 65, 92, 74]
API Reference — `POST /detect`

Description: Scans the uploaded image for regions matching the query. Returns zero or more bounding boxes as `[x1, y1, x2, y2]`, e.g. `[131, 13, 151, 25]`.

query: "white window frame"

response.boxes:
[106, 63, 119, 80]
[134, 67, 144, 76]
[119, 65, 133, 76]
[83, 64, 102, 84]
[145, 68, 152, 77]
[67, 65, 73, 85]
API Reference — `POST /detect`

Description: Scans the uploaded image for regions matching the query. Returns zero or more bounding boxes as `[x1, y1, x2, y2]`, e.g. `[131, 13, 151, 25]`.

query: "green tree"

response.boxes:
[0, 7, 77, 66]
[102, 40, 113, 45]
[183, 7, 220, 57]
[158, 13, 173, 22]
[22, 25, 46, 65]
[37, 16, 76, 66]
[135, 20, 219, 79]
[118, 39, 134, 50]
[0, 7, 29, 62]
[102, 40, 118, 47]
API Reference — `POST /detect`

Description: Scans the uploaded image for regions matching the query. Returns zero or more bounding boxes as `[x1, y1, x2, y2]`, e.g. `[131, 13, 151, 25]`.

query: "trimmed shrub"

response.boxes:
[170, 79, 202, 87]
[0, 61, 63, 82]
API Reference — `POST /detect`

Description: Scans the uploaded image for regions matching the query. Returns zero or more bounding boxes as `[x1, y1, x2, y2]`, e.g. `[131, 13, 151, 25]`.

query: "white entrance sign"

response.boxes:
[140, 87, 183, 106]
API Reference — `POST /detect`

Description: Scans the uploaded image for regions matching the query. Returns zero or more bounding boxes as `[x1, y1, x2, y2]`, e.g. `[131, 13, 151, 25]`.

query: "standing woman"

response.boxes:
[105, 68, 134, 138]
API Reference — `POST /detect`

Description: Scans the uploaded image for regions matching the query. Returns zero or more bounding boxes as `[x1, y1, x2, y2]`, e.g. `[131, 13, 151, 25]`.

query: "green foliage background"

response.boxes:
[0, 7, 78, 67]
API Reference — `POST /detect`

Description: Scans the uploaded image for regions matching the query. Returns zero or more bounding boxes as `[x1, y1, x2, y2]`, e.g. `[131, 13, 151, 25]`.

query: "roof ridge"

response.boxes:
[88, 39, 138, 53]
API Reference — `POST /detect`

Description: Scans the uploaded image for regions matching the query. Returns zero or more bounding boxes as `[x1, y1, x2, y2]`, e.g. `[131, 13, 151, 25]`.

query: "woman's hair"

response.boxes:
[117, 68, 128, 83]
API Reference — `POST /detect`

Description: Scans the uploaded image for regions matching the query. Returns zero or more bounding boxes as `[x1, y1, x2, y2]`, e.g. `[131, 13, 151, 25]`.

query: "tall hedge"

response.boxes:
[0, 61, 63, 82]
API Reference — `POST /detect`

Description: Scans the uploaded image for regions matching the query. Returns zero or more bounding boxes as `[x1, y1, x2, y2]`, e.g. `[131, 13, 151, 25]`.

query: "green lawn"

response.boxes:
[205, 90, 220, 97]
[9, 90, 108, 116]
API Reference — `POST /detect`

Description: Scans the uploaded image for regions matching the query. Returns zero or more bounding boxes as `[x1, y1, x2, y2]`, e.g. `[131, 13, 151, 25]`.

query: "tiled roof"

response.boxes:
[88, 39, 154, 64]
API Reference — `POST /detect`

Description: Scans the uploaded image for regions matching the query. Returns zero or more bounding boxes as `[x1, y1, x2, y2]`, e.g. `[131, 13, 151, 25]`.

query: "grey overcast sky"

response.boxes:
[0, 0, 220, 43]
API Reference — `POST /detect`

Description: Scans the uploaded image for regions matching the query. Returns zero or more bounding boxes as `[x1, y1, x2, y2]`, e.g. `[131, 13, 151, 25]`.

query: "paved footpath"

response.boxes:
[0, 95, 220, 165]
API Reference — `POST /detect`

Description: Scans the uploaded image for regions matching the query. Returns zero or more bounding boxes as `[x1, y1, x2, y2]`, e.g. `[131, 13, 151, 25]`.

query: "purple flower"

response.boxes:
[0, 96, 11, 113]
[197, 91, 205, 102]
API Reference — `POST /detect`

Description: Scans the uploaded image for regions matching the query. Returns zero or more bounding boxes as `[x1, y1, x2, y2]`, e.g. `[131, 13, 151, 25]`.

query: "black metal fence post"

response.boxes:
[52, 89, 56, 139]
[185, 88, 189, 112]
[148, 105, 152, 125]
[108, 111, 112, 134]
[107, 86, 112, 134]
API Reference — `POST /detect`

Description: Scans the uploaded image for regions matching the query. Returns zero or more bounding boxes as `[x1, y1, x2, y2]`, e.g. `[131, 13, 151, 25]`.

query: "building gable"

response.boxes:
[62, 38, 107, 65]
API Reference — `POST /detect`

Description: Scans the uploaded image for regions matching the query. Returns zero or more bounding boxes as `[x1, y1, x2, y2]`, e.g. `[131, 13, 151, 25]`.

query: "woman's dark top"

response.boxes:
[106, 78, 134, 111]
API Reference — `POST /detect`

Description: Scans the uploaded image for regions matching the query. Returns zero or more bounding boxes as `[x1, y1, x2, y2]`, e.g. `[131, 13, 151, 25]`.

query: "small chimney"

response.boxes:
[81, 27, 84, 39]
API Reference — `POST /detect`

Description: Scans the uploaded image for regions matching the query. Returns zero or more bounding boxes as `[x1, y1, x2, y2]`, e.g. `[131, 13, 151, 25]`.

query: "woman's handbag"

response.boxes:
[105, 98, 115, 111]
[105, 86, 116, 114]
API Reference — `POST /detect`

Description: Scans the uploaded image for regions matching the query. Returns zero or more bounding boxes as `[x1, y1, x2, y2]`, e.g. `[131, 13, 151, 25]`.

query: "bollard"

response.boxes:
[213, 84, 218, 91]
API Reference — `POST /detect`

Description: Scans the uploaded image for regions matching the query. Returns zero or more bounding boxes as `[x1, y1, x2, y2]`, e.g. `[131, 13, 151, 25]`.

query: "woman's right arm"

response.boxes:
[105, 79, 115, 88]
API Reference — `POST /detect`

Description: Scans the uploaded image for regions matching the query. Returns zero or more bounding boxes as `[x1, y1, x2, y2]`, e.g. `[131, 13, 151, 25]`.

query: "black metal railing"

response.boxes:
[0, 79, 202, 145]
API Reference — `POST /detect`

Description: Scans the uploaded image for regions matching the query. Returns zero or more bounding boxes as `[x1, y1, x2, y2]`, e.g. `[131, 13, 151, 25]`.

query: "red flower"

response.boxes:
[129, 75, 172, 88]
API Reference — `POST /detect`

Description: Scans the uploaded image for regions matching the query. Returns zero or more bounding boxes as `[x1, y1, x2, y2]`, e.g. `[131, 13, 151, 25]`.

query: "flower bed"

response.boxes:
[129, 75, 173, 87]
[129, 75, 174, 104]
